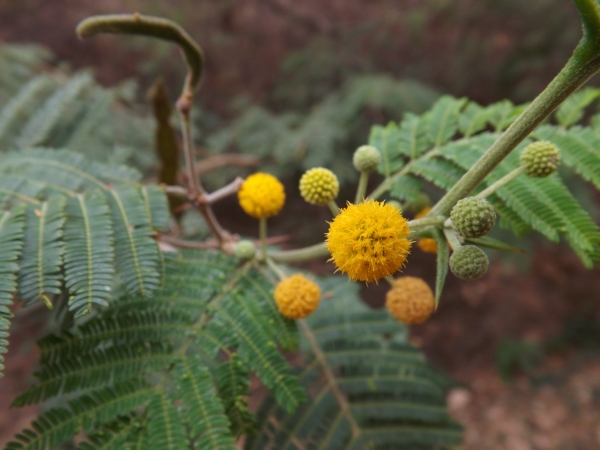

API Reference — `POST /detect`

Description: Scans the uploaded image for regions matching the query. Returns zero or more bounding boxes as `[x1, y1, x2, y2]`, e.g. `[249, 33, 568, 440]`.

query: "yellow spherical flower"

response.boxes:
[274, 274, 321, 319]
[386, 276, 435, 324]
[299, 167, 339, 206]
[417, 238, 437, 254]
[326, 200, 412, 283]
[238, 173, 285, 219]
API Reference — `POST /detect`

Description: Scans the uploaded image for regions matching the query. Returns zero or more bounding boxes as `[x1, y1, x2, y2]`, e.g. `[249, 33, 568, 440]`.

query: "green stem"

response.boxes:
[355, 171, 369, 204]
[443, 227, 463, 251]
[475, 166, 526, 199]
[266, 257, 287, 281]
[328, 200, 340, 216]
[260, 217, 267, 258]
[268, 243, 329, 263]
[408, 216, 446, 229]
[429, 17, 600, 216]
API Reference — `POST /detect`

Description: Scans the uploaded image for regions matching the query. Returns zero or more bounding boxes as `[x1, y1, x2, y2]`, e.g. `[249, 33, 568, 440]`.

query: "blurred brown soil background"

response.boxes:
[2, 0, 600, 448]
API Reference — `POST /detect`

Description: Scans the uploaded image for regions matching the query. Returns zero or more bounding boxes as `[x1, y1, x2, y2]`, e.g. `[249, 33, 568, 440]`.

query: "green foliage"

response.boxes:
[369, 92, 600, 267]
[0, 146, 169, 376]
[8, 251, 302, 449]
[0, 44, 155, 172]
[0, 44, 53, 103]
[0, 148, 169, 320]
[246, 278, 462, 449]
[206, 75, 439, 184]
[7, 253, 459, 449]
[0, 208, 25, 378]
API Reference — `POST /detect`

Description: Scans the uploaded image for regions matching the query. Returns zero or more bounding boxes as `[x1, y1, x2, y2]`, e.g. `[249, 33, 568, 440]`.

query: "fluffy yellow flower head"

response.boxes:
[274, 274, 321, 319]
[326, 200, 412, 282]
[238, 172, 285, 219]
[299, 167, 339, 205]
[386, 276, 435, 324]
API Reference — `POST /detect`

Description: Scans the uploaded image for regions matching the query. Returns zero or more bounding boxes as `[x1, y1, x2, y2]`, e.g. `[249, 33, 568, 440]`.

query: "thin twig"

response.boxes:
[178, 110, 203, 196]
[204, 177, 244, 204]
[164, 185, 189, 197]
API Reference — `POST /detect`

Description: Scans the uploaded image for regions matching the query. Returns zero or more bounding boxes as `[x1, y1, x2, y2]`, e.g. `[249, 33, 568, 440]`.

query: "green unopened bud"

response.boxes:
[234, 240, 256, 260]
[520, 141, 560, 177]
[353, 145, 381, 173]
[450, 197, 496, 239]
[449, 245, 489, 280]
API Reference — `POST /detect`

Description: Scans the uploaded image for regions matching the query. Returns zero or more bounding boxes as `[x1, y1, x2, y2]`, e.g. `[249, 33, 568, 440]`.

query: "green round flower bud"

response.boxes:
[520, 141, 560, 177]
[299, 168, 339, 205]
[234, 240, 256, 260]
[353, 145, 381, 172]
[449, 245, 489, 280]
[450, 197, 496, 239]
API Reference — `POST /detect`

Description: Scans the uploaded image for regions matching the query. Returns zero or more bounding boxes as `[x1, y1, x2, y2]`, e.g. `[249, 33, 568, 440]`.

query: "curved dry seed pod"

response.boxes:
[77, 14, 203, 97]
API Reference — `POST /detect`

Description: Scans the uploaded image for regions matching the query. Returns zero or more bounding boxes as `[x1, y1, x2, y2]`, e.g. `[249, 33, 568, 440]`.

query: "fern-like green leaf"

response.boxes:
[5, 407, 79, 450]
[211, 296, 306, 413]
[390, 175, 423, 203]
[0, 148, 141, 193]
[64, 191, 115, 318]
[107, 186, 160, 296]
[10, 250, 305, 447]
[398, 112, 429, 159]
[15, 73, 93, 149]
[246, 277, 461, 450]
[12, 343, 175, 407]
[547, 127, 600, 191]
[177, 357, 237, 449]
[0, 75, 57, 149]
[427, 96, 466, 148]
[458, 101, 492, 137]
[7, 381, 154, 450]
[63, 87, 114, 153]
[77, 425, 133, 450]
[146, 392, 189, 450]
[18, 196, 66, 306]
[555, 87, 600, 127]
[410, 157, 464, 190]
[0, 207, 25, 378]
[369, 122, 402, 177]
[141, 185, 170, 231]
[216, 354, 255, 437]
[0, 175, 43, 208]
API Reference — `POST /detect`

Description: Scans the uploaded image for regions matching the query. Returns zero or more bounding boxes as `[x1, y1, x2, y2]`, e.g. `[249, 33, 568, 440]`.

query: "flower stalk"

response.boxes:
[475, 166, 525, 199]
[355, 171, 369, 204]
